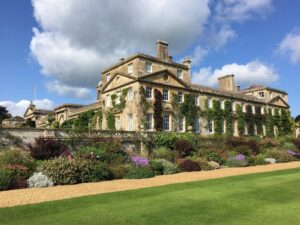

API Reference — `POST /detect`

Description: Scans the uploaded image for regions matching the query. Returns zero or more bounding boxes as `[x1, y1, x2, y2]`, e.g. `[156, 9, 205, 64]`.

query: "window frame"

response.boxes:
[145, 113, 153, 130]
[127, 63, 133, 74]
[145, 61, 152, 73]
[163, 114, 170, 131]
[177, 69, 183, 79]
[146, 86, 152, 99]
[163, 89, 169, 101]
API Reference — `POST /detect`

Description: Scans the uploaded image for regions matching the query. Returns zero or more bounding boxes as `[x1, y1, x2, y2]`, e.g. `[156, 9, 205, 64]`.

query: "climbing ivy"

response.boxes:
[265, 108, 275, 137]
[153, 89, 163, 131]
[171, 93, 181, 131]
[180, 94, 200, 131]
[236, 104, 245, 136]
[212, 100, 223, 134]
[224, 100, 233, 136]
[279, 109, 293, 136]
[111, 88, 128, 112]
[139, 86, 151, 126]
[106, 109, 116, 130]
[254, 106, 265, 136]
[245, 105, 255, 136]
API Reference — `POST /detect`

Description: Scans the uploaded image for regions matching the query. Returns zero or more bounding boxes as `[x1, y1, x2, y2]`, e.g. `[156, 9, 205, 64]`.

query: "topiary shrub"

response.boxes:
[0, 168, 13, 190]
[264, 149, 295, 163]
[177, 159, 201, 172]
[27, 137, 67, 160]
[174, 139, 194, 157]
[27, 172, 53, 188]
[124, 166, 154, 179]
[155, 159, 178, 175]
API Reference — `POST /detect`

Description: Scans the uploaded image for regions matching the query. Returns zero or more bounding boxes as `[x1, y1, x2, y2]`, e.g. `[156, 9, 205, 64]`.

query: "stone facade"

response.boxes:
[38, 40, 290, 135]
[24, 103, 53, 128]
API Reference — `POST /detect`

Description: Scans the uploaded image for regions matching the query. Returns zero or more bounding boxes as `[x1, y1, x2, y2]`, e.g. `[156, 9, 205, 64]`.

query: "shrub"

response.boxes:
[154, 147, 173, 161]
[177, 159, 201, 172]
[264, 158, 276, 164]
[282, 142, 299, 152]
[27, 172, 53, 188]
[225, 155, 248, 167]
[150, 160, 163, 175]
[124, 167, 154, 179]
[109, 164, 131, 179]
[0, 168, 13, 190]
[39, 157, 111, 185]
[253, 154, 268, 165]
[247, 140, 260, 154]
[260, 138, 280, 148]
[153, 132, 197, 149]
[208, 161, 220, 169]
[0, 150, 35, 189]
[131, 156, 149, 167]
[264, 149, 295, 163]
[194, 158, 213, 171]
[27, 137, 67, 160]
[234, 146, 253, 156]
[155, 159, 178, 175]
[205, 151, 225, 165]
[293, 139, 300, 150]
[76, 142, 128, 165]
[226, 137, 247, 147]
[174, 139, 194, 157]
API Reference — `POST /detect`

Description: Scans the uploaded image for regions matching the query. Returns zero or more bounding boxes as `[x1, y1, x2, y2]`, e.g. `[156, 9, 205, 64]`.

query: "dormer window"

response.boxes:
[259, 91, 264, 98]
[145, 61, 152, 73]
[128, 63, 133, 74]
[106, 74, 111, 82]
[177, 69, 183, 79]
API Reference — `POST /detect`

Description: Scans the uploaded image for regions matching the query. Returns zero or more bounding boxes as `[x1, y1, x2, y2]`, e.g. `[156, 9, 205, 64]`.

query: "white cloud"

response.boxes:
[278, 29, 300, 63]
[0, 99, 54, 117]
[30, 0, 210, 94]
[215, 0, 273, 22]
[30, 0, 275, 95]
[46, 81, 92, 99]
[192, 60, 278, 86]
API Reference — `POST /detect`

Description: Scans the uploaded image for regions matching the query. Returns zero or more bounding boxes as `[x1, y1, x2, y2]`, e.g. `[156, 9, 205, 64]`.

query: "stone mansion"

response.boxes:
[23, 41, 290, 136]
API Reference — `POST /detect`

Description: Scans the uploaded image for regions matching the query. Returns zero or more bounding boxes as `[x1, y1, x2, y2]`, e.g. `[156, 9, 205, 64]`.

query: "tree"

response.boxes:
[0, 106, 12, 123]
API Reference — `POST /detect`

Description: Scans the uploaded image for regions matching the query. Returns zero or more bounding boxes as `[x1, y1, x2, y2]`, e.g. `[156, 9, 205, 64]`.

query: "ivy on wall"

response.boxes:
[224, 101, 234, 136]
[245, 105, 255, 136]
[171, 93, 181, 131]
[265, 108, 275, 137]
[280, 109, 293, 135]
[180, 94, 199, 131]
[106, 109, 116, 130]
[254, 106, 265, 136]
[111, 88, 128, 112]
[236, 104, 245, 136]
[153, 89, 163, 131]
[139, 86, 151, 126]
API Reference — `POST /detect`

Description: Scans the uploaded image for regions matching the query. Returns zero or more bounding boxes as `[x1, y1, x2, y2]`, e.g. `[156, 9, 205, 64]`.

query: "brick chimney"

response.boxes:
[218, 75, 235, 92]
[156, 40, 169, 62]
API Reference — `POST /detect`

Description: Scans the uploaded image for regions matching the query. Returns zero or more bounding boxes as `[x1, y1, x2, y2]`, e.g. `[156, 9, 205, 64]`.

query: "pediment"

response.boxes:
[102, 73, 136, 92]
[268, 96, 289, 108]
[138, 69, 189, 89]
[24, 107, 34, 117]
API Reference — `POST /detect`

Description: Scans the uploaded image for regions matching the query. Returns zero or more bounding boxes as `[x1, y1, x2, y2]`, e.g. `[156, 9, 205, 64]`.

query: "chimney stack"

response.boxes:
[218, 75, 235, 92]
[235, 85, 241, 92]
[156, 40, 169, 62]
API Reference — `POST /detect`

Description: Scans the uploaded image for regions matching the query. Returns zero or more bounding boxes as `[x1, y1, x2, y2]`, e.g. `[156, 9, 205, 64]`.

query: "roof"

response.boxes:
[102, 53, 188, 74]
[242, 85, 287, 94]
[54, 104, 84, 110]
[3, 116, 25, 122]
[190, 84, 265, 103]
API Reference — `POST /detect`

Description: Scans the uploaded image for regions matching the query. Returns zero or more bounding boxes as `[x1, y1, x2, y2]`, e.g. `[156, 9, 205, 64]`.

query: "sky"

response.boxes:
[0, 0, 299, 117]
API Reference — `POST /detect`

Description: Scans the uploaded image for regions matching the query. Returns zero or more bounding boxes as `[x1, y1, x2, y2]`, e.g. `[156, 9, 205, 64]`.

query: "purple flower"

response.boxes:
[235, 154, 246, 161]
[132, 156, 149, 167]
[288, 150, 296, 156]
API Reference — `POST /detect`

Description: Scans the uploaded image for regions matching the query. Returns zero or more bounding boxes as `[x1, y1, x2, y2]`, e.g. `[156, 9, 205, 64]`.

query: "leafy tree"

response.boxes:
[0, 106, 11, 123]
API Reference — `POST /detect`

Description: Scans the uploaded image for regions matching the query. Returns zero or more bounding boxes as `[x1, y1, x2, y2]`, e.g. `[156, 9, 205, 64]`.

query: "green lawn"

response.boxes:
[1, 169, 300, 225]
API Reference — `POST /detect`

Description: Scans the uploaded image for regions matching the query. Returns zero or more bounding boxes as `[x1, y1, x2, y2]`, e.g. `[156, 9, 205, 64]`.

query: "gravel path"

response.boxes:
[1, 161, 300, 208]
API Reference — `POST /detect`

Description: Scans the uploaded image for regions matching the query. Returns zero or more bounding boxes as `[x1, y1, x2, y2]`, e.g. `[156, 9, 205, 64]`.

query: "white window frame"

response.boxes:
[106, 94, 111, 108]
[221, 100, 225, 110]
[127, 113, 133, 131]
[128, 63, 133, 74]
[178, 92, 184, 103]
[208, 98, 213, 109]
[194, 117, 200, 133]
[258, 91, 264, 98]
[177, 69, 183, 79]
[127, 87, 133, 101]
[145, 61, 152, 73]
[145, 113, 153, 130]
[178, 116, 185, 132]
[106, 74, 111, 82]
[146, 86, 152, 99]
[269, 91, 273, 98]
[115, 91, 121, 104]
[115, 116, 121, 130]
[208, 120, 214, 134]
[195, 95, 199, 106]
[163, 114, 170, 131]
[163, 89, 169, 101]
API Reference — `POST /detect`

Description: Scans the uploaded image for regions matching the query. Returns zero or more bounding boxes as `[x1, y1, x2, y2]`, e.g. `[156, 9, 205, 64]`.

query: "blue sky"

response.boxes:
[0, 0, 299, 117]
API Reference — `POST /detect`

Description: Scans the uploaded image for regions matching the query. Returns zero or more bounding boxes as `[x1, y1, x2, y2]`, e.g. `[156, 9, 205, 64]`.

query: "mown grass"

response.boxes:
[1, 169, 300, 225]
